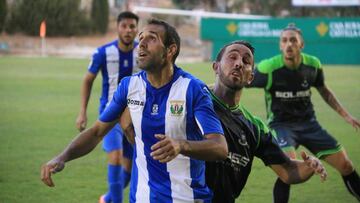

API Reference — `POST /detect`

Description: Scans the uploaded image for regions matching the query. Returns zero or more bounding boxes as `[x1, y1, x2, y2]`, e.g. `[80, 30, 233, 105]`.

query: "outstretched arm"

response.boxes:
[316, 85, 360, 130]
[270, 151, 327, 184]
[76, 72, 97, 131]
[41, 119, 117, 187]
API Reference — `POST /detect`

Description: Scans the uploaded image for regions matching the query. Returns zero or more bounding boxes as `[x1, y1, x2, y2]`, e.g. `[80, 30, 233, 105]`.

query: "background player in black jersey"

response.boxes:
[206, 40, 327, 203]
[249, 24, 360, 203]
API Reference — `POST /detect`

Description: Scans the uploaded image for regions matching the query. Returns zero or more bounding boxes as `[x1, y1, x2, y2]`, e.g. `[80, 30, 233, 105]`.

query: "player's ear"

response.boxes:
[247, 71, 254, 85]
[300, 40, 304, 50]
[167, 44, 177, 59]
[212, 61, 219, 74]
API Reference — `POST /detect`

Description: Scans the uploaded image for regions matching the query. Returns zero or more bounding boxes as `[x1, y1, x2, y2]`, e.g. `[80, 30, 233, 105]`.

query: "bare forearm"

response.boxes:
[318, 86, 349, 118]
[79, 80, 93, 114]
[56, 127, 103, 163]
[179, 134, 228, 161]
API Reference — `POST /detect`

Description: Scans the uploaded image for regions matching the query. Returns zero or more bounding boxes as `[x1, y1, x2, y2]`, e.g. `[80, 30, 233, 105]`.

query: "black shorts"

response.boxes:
[270, 118, 342, 159]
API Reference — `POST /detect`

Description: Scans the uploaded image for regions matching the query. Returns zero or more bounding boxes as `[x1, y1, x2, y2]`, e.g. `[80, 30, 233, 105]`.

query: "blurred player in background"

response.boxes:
[249, 23, 360, 203]
[75, 11, 139, 203]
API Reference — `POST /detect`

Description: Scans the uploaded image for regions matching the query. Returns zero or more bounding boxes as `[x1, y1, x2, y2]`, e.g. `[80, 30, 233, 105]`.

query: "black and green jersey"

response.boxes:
[250, 53, 325, 123]
[206, 92, 289, 203]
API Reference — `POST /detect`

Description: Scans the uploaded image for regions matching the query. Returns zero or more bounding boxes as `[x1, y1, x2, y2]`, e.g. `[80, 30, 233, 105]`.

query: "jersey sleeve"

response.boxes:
[313, 68, 325, 87]
[248, 68, 268, 88]
[88, 48, 104, 74]
[99, 77, 130, 122]
[191, 81, 224, 136]
[255, 127, 290, 166]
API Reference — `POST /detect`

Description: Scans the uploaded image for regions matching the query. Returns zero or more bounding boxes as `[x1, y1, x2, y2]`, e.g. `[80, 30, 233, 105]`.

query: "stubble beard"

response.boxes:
[138, 51, 167, 72]
[219, 71, 243, 91]
[119, 35, 133, 47]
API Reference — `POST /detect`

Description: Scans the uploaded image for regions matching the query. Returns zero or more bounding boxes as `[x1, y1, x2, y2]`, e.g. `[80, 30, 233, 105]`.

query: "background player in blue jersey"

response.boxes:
[75, 11, 139, 203]
[41, 19, 228, 203]
[249, 24, 360, 202]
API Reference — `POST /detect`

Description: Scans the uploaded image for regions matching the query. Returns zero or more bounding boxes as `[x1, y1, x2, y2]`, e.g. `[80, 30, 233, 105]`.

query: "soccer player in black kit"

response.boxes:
[206, 40, 327, 203]
[249, 24, 360, 203]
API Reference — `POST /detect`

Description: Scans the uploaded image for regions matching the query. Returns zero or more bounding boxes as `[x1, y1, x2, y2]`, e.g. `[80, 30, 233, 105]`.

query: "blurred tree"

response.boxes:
[172, 0, 200, 10]
[91, 0, 109, 34]
[0, 0, 6, 32]
[5, 0, 91, 36]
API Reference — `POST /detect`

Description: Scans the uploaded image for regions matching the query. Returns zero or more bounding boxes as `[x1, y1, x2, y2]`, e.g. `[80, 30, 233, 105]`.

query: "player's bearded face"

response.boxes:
[280, 30, 303, 60]
[218, 44, 254, 90]
[117, 19, 138, 46]
[137, 25, 168, 71]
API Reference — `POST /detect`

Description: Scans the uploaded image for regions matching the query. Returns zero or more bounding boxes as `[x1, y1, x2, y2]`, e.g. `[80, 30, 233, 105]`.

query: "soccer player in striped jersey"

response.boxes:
[75, 11, 139, 203]
[41, 19, 228, 203]
[249, 24, 360, 202]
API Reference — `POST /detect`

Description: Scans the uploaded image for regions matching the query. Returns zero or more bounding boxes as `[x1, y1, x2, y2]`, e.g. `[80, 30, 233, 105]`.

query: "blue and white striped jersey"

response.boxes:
[100, 66, 224, 203]
[88, 40, 139, 113]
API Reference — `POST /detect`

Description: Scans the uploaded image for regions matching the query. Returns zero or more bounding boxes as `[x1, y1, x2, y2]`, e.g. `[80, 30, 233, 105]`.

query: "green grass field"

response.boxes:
[0, 56, 359, 203]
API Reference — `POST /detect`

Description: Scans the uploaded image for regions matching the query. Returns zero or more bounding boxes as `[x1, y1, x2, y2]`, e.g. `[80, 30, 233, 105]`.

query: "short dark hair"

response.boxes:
[282, 23, 302, 37]
[215, 40, 255, 62]
[117, 11, 139, 24]
[146, 18, 181, 63]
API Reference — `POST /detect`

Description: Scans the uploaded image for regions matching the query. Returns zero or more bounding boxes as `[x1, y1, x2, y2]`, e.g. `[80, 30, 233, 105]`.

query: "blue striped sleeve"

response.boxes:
[88, 48, 104, 74]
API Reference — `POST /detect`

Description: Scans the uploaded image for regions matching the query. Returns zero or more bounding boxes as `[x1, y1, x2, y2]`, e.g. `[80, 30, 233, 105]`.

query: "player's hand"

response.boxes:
[40, 158, 65, 187]
[76, 113, 87, 132]
[301, 151, 327, 182]
[344, 115, 360, 131]
[150, 134, 181, 163]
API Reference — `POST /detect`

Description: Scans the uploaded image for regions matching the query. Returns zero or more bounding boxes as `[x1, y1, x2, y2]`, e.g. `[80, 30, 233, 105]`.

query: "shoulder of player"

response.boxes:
[257, 54, 284, 74]
[301, 53, 322, 69]
[122, 72, 143, 83]
[239, 105, 270, 134]
[96, 40, 118, 51]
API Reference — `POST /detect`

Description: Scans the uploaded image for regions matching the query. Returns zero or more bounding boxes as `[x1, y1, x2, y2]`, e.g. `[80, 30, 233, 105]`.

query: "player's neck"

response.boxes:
[118, 41, 134, 52]
[213, 82, 242, 108]
[146, 63, 174, 88]
[283, 55, 302, 69]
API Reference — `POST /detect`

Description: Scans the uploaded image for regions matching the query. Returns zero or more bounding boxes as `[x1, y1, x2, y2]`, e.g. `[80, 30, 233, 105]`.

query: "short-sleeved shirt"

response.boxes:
[206, 92, 289, 203]
[88, 40, 139, 113]
[249, 53, 324, 123]
[99, 66, 224, 203]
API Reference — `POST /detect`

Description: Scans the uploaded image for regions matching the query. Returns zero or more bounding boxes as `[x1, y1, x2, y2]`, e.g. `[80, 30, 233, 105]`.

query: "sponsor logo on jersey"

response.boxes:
[124, 59, 128, 67]
[275, 90, 311, 98]
[170, 100, 184, 116]
[127, 99, 144, 106]
[107, 59, 119, 64]
[227, 152, 250, 167]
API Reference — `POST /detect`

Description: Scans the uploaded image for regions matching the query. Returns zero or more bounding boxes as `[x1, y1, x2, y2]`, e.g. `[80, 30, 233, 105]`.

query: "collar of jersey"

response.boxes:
[210, 90, 241, 112]
[142, 65, 181, 92]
